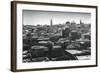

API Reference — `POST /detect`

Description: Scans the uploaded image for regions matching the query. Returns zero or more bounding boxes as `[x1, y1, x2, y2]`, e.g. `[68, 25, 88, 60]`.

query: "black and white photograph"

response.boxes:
[11, 1, 97, 71]
[22, 10, 91, 63]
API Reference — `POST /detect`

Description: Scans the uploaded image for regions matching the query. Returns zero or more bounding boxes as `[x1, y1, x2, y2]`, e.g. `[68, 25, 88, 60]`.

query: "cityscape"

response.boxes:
[23, 19, 91, 63]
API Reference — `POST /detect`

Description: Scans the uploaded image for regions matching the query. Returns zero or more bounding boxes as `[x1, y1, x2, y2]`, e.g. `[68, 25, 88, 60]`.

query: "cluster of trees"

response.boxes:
[62, 28, 81, 41]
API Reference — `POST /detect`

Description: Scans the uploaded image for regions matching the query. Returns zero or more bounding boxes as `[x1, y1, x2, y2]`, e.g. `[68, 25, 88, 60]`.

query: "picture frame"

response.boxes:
[11, 1, 98, 72]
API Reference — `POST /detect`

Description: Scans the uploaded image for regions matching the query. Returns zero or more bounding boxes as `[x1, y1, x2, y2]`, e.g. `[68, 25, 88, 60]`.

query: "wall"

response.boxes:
[0, 0, 99, 73]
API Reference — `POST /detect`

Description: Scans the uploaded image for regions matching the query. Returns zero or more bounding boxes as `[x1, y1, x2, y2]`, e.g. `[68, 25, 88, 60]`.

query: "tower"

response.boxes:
[50, 19, 53, 26]
[80, 20, 83, 24]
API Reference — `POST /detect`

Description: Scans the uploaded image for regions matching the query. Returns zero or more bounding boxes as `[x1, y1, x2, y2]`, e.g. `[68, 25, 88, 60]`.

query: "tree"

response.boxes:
[62, 27, 70, 38]
[70, 31, 81, 41]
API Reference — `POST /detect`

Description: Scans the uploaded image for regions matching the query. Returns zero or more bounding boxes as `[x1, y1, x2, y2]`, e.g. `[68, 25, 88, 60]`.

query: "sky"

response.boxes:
[23, 10, 91, 25]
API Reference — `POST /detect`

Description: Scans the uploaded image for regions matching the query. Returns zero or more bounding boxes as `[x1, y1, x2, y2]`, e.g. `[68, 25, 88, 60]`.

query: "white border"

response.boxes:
[17, 3, 96, 69]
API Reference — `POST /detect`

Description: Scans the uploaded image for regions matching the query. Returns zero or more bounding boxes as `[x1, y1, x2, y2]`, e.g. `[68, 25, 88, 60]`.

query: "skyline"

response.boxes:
[23, 10, 91, 25]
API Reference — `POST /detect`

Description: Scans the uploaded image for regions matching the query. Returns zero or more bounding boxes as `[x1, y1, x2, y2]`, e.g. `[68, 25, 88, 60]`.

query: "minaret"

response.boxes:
[80, 20, 82, 24]
[50, 19, 53, 26]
